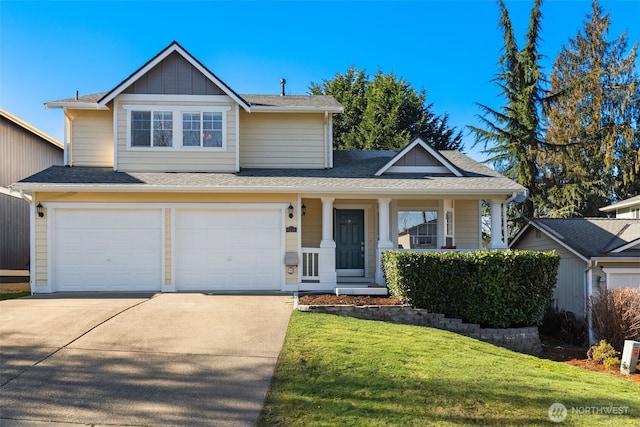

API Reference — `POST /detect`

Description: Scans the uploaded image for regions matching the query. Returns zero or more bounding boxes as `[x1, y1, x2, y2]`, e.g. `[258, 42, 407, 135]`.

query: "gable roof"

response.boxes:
[511, 218, 640, 260]
[0, 108, 63, 149]
[375, 137, 463, 177]
[13, 150, 525, 196]
[600, 195, 640, 212]
[44, 42, 343, 113]
[97, 41, 250, 110]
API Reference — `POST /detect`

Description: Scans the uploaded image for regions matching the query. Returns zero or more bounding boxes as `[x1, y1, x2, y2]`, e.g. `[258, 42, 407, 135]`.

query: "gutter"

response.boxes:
[10, 182, 526, 196]
[1, 186, 32, 203]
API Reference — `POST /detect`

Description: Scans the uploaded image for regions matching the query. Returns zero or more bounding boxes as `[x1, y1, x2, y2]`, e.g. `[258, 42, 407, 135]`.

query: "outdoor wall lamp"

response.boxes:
[36, 203, 44, 218]
[301, 204, 307, 216]
[288, 203, 294, 218]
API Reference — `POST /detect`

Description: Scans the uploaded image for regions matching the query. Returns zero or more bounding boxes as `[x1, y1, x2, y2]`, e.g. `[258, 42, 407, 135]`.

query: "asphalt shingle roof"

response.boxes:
[15, 150, 523, 195]
[47, 92, 343, 110]
[526, 218, 640, 259]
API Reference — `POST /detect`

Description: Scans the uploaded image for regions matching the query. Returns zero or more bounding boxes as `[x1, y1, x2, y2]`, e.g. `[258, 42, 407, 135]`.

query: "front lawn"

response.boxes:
[259, 312, 639, 426]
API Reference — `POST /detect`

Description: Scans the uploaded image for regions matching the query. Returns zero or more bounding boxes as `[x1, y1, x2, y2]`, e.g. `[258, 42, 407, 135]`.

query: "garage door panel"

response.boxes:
[175, 208, 283, 291]
[54, 209, 162, 292]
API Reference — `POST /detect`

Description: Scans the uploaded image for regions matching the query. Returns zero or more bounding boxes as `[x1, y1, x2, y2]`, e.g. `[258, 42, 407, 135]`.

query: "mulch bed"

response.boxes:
[299, 293, 640, 382]
[298, 293, 402, 306]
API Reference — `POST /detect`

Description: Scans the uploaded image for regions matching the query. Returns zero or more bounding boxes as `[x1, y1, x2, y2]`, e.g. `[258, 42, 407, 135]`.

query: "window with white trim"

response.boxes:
[183, 112, 223, 148]
[125, 105, 228, 150]
[132, 111, 173, 147]
[397, 210, 438, 249]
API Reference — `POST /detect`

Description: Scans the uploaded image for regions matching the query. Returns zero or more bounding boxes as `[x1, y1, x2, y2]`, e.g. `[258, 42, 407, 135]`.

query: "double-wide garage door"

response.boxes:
[52, 207, 283, 292]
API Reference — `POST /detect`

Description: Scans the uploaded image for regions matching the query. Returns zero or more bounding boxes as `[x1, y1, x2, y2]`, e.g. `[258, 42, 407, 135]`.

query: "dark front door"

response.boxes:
[335, 209, 365, 276]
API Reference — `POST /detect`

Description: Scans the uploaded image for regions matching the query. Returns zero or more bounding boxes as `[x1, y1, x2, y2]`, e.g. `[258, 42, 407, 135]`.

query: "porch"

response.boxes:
[294, 196, 510, 293]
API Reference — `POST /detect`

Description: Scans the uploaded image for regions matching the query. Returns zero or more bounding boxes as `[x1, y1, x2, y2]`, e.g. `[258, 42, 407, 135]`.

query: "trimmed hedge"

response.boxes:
[382, 250, 560, 328]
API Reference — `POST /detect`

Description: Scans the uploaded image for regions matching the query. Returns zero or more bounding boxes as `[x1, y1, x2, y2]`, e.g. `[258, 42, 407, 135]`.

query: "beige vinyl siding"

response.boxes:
[115, 100, 237, 172]
[454, 200, 481, 249]
[514, 229, 588, 317]
[301, 198, 322, 248]
[34, 211, 47, 288]
[239, 111, 326, 169]
[68, 109, 113, 167]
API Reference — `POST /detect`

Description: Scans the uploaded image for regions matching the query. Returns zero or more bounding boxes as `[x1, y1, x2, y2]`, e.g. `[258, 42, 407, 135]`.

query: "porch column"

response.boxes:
[319, 197, 337, 284]
[487, 199, 507, 249]
[376, 198, 394, 284]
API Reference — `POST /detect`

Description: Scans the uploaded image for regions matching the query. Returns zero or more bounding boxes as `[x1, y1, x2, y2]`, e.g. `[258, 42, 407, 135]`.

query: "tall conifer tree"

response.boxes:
[542, 1, 640, 216]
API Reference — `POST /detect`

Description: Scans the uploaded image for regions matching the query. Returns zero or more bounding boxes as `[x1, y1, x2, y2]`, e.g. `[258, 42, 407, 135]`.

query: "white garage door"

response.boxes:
[609, 272, 640, 289]
[175, 208, 283, 290]
[53, 209, 163, 292]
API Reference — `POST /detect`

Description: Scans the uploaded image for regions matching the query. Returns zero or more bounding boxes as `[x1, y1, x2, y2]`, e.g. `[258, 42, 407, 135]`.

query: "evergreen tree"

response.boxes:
[469, 0, 547, 221]
[309, 66, 367, 150]
[310, 68, 463, 151]
[542, 1, 640, 216]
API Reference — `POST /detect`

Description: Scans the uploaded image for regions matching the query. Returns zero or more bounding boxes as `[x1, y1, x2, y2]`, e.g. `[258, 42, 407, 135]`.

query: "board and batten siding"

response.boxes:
[239, 111, 326, 169]
[514, 229, 588, 317]
[454, 200, 481, 249]
[1, 115, 63, 270]
[114, 100, 237, 172]
[67, 109, 113, 167]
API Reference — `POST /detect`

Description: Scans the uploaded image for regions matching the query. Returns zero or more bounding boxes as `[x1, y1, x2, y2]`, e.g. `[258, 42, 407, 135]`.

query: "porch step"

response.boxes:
[335, 286, 388, 296]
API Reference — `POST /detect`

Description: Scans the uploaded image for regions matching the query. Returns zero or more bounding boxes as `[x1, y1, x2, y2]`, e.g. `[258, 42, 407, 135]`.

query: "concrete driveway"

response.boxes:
[0, 293, 293, 427]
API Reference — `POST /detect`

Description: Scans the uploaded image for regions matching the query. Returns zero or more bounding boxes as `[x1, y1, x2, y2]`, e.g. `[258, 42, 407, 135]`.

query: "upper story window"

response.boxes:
[124, 105, 229, 150]
[183, 112, 222, 148]
[132, 111, 173, 147]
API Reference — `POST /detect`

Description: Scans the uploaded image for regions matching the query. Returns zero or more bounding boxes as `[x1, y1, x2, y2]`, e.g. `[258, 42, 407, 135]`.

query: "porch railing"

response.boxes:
[301, 247, 320, 281]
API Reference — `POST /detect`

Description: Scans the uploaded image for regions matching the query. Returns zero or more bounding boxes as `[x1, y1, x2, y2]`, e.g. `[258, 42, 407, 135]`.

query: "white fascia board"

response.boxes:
[599, 198, 640, 212]
[10, 182, 528, 197]
[610, 238, 640, 253]
[594, 257, 640, 264]
[249, 106, 344, 113]
[44, 102, 109, 110]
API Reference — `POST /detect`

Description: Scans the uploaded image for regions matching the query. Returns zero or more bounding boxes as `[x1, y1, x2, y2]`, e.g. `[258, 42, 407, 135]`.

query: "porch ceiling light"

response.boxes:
[288, 203, 294, 218]
[36, 203, 44, 218]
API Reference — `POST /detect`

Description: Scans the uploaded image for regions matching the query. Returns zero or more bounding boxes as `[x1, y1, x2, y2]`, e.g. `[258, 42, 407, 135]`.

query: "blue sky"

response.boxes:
[1, 0, 638, 162]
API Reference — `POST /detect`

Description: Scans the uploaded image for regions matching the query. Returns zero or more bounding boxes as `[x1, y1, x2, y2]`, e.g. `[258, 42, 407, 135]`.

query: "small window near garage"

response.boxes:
[398, 210, 438, 249]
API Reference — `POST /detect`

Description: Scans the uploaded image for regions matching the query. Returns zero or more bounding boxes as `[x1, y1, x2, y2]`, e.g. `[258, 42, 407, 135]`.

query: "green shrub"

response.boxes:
[589, 340, 620, 370]
[382, 250, 560, 328]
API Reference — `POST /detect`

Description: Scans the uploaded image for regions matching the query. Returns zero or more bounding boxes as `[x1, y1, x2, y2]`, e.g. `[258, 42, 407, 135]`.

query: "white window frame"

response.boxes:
[124, 104, 230, 151]
[397, 210, 438, 250]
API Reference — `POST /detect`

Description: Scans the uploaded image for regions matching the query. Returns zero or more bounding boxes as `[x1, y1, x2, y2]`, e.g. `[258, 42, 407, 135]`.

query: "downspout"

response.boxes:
[586, 260, 596, 345]
[323, 111, 329, 169]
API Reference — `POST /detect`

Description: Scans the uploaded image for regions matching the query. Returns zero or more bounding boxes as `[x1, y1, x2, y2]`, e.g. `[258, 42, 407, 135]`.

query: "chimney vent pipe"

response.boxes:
[280, 78, 286, 96]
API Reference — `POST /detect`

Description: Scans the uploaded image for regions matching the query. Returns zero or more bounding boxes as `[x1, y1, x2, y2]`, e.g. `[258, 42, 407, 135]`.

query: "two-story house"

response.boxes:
[11, 41, 527, 294]
[600, 195, 640, 218]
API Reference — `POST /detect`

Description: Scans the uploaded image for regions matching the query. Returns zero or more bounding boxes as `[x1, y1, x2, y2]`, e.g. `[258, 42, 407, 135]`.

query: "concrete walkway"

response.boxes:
[0, 293, 293, 427]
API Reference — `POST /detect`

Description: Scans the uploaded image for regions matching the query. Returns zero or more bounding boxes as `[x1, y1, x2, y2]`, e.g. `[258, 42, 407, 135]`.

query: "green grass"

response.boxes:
[259, 312, 639, 426]
[0, 291, 30, 300]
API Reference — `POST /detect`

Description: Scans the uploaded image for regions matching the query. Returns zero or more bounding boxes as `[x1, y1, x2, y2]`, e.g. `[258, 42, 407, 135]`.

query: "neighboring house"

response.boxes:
[10, 41, 527, 294]
[600, 195, 640, 218]
[0, 108, 63, 276]
[510, 218, 640, 318]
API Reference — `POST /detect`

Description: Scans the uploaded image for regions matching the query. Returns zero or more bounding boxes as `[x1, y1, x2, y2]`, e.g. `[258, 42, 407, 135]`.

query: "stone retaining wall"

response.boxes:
[295, 301, 541, 355]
